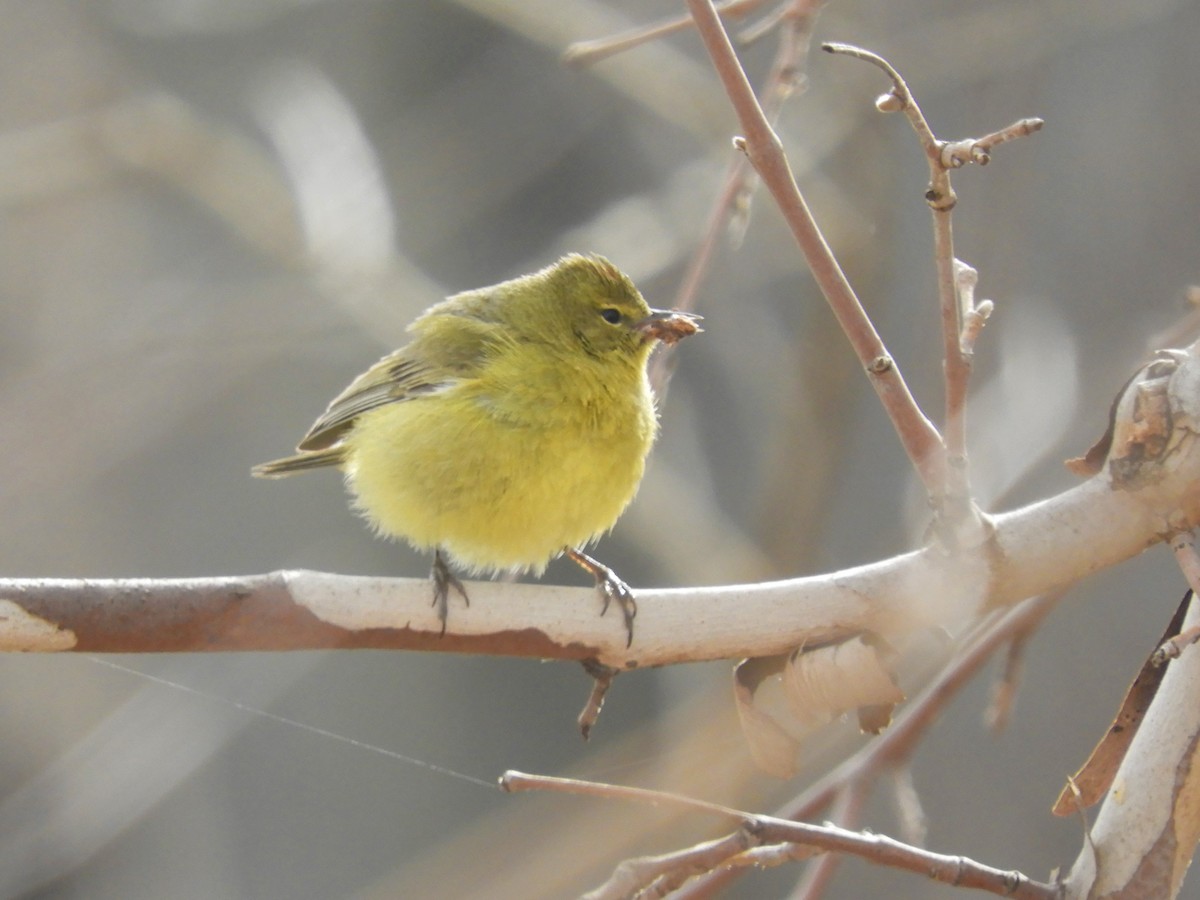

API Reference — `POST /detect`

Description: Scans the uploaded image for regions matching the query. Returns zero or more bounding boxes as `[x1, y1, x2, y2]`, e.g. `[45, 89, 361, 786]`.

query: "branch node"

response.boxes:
[955, 258, 978, 307]
[868, 354, 894, 374]
[924, 185, 957, 211]
[939, 139, 989, 169]
[742, 815, 768, 838]
[1154, 622, 1200, 666]
[938, 118, 1044, 172]
[875, 91, 904, 113]
[955, 260, 993, 354]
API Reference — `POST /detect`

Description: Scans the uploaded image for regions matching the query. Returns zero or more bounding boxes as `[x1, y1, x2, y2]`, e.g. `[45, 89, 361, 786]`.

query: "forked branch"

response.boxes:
[502, 770, 1060, 899]
[823, 41, 1041, 536]
[683, 0, 947, 500]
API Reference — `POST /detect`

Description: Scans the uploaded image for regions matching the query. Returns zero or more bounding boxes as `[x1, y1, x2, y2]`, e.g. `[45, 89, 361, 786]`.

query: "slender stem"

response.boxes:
[935, 207, 973, 521]
[686, 0, 947, 497]
[822, 43, 1040, 536]
[791, 777, 870, 898]
[820, 44, 1038, 540]
[561, 0, 769, 67]
[753, 817, 1061, 899]
[500, 770, 748, 820]
[653, 0, 822, 394]
[822, 41, 974, 530]
[675, 593, 1063, 898]
[507, 770, 1059, 899]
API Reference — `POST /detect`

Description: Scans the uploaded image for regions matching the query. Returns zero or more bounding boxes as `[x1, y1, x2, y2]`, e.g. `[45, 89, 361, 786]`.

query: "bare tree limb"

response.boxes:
[504, 769, 1060, 899]
[0, 470, 1171, 664]
[683, 0, 948, 500]
[2, 335, 1199, 667]
[821, 41, 1041, 540]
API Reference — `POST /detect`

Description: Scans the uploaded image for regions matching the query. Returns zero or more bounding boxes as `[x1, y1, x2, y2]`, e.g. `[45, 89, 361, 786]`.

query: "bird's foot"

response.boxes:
[565, 547, 637, 648]
[431, 550, 470, 636]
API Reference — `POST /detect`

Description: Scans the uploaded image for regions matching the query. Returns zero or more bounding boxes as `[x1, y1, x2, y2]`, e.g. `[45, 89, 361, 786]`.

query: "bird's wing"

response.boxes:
[295, 313, 502, 451]
[295, 352, 439, 450]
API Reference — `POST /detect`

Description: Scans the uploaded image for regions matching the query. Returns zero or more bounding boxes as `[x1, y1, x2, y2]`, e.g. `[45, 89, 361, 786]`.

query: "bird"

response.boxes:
[252, 253, 700, 646]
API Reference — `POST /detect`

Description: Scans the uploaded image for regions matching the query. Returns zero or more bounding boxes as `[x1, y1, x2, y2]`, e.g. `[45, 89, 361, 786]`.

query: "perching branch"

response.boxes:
[2, 334, 1200, 667]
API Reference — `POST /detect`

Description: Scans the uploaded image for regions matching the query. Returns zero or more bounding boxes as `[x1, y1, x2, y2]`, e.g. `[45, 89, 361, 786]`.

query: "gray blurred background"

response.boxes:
[0, 1, 1197, 897]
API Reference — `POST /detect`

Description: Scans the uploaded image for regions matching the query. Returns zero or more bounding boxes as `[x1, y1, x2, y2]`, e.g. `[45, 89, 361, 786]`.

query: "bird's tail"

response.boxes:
[251, 448, 345, 478]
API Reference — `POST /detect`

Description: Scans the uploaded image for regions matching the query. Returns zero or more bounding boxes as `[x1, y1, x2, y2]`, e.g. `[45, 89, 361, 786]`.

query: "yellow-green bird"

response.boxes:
[253, 254, 700, 645]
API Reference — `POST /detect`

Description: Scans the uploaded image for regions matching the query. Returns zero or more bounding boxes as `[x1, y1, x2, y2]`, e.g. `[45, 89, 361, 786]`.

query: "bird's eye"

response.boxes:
[600, 308, 622, 324]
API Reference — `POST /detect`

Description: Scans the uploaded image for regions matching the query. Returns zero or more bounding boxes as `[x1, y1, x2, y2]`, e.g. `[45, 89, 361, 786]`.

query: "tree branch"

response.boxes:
[683, 0, 948, 499]
[1063, 591, 1200, 898]
[504, 769, 1060, 899]
[2, 331, 1199, 668]
[821, 41, 1041, 539]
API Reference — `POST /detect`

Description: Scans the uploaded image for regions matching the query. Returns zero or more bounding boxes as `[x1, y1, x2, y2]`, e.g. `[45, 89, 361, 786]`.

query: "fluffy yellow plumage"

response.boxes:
[253, 254, 699, 644]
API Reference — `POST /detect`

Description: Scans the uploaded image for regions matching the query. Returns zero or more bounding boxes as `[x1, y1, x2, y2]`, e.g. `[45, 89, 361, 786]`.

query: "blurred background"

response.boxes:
[1, 0, 1197, 897]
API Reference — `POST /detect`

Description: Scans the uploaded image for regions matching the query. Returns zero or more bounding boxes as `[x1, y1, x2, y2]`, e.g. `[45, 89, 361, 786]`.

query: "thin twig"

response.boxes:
[505, 770, 1058, 899]
[685, 0, 947, 499]
[888, 765, 929, 847]
[823, 41, 971, 531]
[672, 0, 822, 312]
[803, 595, 1062, 812]
[1154, 623, 1200, 664]
[791, 776, 871, 899]
[604, 830, 763, 900]
[675, 593, 1064, 898]
[936, 217, 973, 533]
[725, 0, 821, 250]
[499, 770, 749, 820]
[753, 817, 1061, 899]
[1156, 536, 1200, 666]
[940, 118, 1045, 169]
[652, 0, 823, 396]
[821, 43, 1040, 543]
[957, 260, 993, 356]
[820, 44, 938, 154]
[985, 628, 1029, 732]
[561, 0, 769, 67]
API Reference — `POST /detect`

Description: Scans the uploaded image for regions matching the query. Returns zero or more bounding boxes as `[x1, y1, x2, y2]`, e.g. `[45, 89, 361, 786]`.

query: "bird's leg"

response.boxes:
[565, 547, 637, 648]
[430, 549, 470, 636]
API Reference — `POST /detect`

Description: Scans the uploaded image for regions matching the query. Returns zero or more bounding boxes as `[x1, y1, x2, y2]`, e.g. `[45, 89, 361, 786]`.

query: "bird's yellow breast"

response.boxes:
[342, 346, 657, 574]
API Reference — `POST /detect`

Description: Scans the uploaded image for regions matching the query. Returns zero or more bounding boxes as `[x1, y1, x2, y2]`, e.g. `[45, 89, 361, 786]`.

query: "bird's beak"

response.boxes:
[634, 309, 703, 346]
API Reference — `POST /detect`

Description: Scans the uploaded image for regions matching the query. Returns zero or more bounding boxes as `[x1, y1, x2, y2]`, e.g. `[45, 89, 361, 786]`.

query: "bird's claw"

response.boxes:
[597, 573, 637, 648]
[431, 550, 470, 636]
[564, 547, 637, 647]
